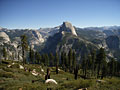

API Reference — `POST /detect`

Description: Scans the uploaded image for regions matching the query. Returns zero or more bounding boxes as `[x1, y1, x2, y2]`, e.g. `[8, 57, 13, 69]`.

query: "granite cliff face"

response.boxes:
[60, 22, 77, 36]
[30, 30, 44, 45]
[0, 32, 10, 44]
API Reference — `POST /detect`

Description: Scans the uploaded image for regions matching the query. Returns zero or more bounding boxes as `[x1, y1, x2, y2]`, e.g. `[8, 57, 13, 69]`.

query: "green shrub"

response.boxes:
[11, 64, 19, 68]
[21, 83, 47, 90]
[3, 67, 13, 72]
[0, 71, 15, 78]
[63, 79, 94, 89]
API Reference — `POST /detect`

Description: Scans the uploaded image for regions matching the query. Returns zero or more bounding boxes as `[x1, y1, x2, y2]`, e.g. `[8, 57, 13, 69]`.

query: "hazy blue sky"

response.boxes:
[0, 0, 120, 29]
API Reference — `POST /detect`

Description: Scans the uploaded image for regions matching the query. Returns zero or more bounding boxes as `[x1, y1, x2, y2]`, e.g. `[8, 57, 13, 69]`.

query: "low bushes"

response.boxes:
[3, 67, 13, 72]
[0, 71, 15, 78]
[11, 64, 19, 68]
[62, 79, 94, 89]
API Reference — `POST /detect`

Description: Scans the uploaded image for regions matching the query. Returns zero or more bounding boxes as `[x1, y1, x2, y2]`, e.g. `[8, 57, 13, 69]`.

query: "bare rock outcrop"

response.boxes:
[60, 22, 77, 36]
[0, 32, 10, 43]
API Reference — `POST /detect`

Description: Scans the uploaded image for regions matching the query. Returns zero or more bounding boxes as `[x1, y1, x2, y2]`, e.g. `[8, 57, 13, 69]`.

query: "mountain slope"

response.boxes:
[0, 23, 120, 61]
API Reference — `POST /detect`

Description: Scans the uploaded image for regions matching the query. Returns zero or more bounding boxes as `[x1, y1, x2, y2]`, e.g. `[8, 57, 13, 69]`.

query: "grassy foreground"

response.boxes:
[0, 60, 120, 90]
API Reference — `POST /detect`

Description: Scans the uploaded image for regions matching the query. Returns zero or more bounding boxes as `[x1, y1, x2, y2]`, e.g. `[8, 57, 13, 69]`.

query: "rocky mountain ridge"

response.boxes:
[0, 22, 120, 61]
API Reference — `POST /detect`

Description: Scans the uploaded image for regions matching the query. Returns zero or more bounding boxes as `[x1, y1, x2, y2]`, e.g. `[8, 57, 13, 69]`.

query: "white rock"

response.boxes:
[61, 31, 65, 35]
[32, 72, 38, 76]
[31, 69, 39, 76]
[12, 63, 15, 65]
[41, 69, 44, 72]
[58, 68, 61, 71]
[45, 79, 58, 84]
[78, 88, 87, 90]
[7, 65, 11, 68]
[19, 65, 24, 69]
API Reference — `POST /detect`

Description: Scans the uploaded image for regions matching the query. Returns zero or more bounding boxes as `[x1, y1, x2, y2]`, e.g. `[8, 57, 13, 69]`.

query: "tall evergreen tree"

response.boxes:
[55, 52, 59, 66]
[61, 51, 64, 67]
[87, 54, 92, 77]
[49, 53, 54, 66]
[35, 52, 41, 64]
[81, 55, 87, 77]
[74, 65, 78, 80]
[17, 45, 21, 61]
[64, 52, 69, 70]
[20, 35, 28, 65]
[29, 47, 34, 63]
[91, 49, 96, 76]
[87, 55, 92, 70]
[109, 58, 115, 77]
[68, 49, 73, 72]
[41, 54, 45, 65]
[101, 59, 107, 79]
[73, 51, 76, 69]
[45, 54, 49, 66]
[96, 48, 106, 78]
[55, 52, 59, 74]
[3, 47, 7, 60]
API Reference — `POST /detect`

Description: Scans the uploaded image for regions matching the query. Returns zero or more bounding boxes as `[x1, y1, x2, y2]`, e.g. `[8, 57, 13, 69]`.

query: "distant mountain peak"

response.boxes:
[60, 22, 77, 36]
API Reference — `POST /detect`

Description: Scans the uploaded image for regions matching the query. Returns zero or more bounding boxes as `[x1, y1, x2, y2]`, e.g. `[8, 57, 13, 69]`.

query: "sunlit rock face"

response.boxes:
[60, 22, 77, 36]
[0, 32, 10, 43]
[30, 30, 44, 44]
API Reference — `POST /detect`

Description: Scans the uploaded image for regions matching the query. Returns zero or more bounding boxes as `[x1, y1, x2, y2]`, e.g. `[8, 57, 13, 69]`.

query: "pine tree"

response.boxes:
[109, 58, 115, 77]
[96, 48, 106, 78]
[82, 56, 86, 75]
[68, 49, 73, 72]
[41, 53, 45, 64]
[55, 52, 59, 74]
[74, 65, 78, 80]
[101, 59, 107, 79]
[73, 51, 76, 70]
[81, 54, 87, 78]
[87, 54, 92, 77]
[61, 51, 64, 67]
[35, 52, 41, 64]
[20, 35, 28, 65]
[45, 54, 49, 66]
[45, 68, 50, 80]
[64, 52, 68, 71]
[49, 53, 54, 66]
[91, 49, 96, 76]
[29, 47, 34, 64]
[17, 51, 19, 61]
[3, 47, 7, 60]
[55, 52, 59, 66]
[17, 45, 21, 61]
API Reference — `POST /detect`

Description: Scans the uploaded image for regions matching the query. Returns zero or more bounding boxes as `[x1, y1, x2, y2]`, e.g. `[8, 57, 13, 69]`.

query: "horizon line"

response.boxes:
[0, 25, 120, 30]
